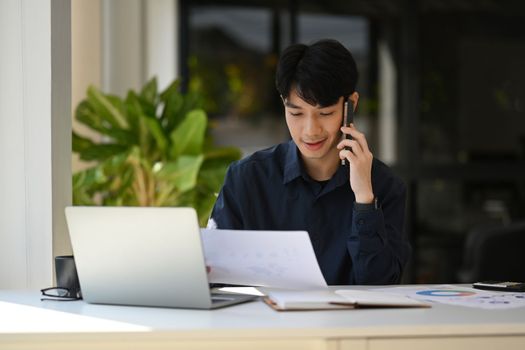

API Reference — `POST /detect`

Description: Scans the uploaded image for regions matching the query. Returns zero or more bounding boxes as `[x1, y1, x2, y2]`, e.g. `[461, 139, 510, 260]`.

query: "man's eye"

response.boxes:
[320, 112, 334, 116]
[290, 112, 302, 116]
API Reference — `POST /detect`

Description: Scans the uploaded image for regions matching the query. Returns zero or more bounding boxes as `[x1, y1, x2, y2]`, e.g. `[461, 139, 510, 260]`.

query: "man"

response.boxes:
[208, 39, 410, 285]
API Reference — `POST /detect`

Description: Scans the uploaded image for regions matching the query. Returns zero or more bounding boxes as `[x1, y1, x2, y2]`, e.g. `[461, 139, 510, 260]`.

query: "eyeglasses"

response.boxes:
[40, 287, 82, 301]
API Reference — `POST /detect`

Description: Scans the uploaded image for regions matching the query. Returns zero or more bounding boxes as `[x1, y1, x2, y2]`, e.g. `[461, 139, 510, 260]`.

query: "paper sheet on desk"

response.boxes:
[201, 229, 327, 289]
[374, 284, 525, 309]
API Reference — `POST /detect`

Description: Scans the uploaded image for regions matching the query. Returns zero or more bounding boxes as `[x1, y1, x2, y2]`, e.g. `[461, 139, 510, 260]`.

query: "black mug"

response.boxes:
[55, 255, 81, 298]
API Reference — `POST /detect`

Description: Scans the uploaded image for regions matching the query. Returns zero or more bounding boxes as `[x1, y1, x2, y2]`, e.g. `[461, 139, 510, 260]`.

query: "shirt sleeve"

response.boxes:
[207, 165, 244, 230]
[346, 178, 411, 284]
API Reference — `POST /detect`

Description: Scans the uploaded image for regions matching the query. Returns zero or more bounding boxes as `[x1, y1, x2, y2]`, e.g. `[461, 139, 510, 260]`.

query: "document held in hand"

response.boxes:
[262, 289, 431, 311]
[200, 229, 328, 289]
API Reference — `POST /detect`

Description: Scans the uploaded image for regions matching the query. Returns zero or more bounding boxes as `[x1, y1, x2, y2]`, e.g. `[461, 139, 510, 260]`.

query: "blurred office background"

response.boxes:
[2, 0, 524, 288]
[75, 0, 525, 284]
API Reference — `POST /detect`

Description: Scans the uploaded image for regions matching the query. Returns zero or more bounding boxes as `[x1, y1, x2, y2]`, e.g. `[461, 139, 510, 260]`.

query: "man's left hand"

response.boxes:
[337, 123, 374, 203]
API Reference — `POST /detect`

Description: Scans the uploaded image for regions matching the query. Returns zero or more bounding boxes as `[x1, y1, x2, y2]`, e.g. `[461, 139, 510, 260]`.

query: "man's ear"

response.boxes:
[349, 91, 359, 111]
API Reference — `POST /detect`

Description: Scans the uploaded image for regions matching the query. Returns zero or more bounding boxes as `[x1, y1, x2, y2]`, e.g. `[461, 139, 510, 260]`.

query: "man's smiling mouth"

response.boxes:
[303, 139, 326, 150]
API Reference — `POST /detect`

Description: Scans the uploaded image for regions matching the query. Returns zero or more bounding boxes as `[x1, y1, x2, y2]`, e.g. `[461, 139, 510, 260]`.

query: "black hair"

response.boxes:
[275, 39, 358, 107]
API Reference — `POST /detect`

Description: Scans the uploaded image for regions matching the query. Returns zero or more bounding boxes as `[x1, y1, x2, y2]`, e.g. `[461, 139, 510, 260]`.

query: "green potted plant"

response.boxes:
[72, 78, 241, 226]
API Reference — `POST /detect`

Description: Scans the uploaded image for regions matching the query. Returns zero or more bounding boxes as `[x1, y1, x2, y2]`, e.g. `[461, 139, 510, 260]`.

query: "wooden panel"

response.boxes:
[369, 336, 525, 350]
[334, 339, 367, 350]
[3, 334, 525, 350]
[0, 337, 330, 350]
[0, 337, 369, 350]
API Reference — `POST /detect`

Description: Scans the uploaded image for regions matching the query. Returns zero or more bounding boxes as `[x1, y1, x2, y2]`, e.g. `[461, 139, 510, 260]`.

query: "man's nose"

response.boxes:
[304, 115, 321, 135]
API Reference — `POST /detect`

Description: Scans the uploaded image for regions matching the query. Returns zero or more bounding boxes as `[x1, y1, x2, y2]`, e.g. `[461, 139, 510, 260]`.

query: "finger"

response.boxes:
[338, 139, 364, 157]
[347, 125, 368, 146]
[337, 138, 361, 150]
[351, 129, 370, 153]
[339, 148, 357, 164]
[341, 124, 370, 152]
[339, 148, 353, 161]
[340, 123, 361, 135]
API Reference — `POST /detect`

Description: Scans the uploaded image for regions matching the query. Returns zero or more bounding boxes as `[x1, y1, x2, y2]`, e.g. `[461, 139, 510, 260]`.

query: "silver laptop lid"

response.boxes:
[65, 206, 212, 309]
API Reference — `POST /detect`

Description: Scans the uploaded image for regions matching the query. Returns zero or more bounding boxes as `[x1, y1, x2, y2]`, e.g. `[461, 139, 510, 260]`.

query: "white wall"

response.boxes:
[145, 0, 178, 91]
[0, 0, 71, 289]
[72, 0, 178, 175]
[102, 0, 144, 95]
[101, 0, 177, 95]
[0, 0, 178, 288]
[51, 0, 73, 265]
[71, 0, 102, 172]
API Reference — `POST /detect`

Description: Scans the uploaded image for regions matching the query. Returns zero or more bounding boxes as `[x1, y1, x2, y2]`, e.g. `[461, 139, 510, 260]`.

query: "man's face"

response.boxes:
[283, 89, 344, 163]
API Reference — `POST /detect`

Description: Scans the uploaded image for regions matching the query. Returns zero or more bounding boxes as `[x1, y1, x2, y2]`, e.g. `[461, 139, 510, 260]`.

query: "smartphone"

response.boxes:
[472, 281, 525, 292]
[341, 96, 353, 166]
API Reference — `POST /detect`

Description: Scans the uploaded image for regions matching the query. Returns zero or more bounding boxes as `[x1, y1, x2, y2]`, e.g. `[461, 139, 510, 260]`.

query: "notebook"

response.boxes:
[260, 288, 431, 311]
[64, 206, 257, 309]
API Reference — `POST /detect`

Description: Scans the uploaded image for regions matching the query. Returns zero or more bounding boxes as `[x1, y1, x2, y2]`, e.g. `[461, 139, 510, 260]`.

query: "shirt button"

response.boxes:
[358, 219, 365, 225]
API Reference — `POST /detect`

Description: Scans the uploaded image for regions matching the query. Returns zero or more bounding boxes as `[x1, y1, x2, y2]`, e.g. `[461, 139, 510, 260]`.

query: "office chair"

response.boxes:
[457, 220, 525, 283]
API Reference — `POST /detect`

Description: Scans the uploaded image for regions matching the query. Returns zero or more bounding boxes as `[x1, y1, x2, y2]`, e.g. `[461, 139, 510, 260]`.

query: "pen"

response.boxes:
[341, 97, 353, 166]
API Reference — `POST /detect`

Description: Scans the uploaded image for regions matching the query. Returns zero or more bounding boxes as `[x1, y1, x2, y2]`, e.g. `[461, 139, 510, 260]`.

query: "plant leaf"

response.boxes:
[159, 79, 180, 100]
[126, 91, 169, 158]
[87, 85, 128, 128]
[125, 92, 150, 151]
[196, 192, 218, 227]
[143, 116, 168, 157]
[72, 132, 95, 154]
[156, 155, 204, 193]
[124, 91, 141, 136]
[75, 100, 136, 145]
[140, 77, 158, 105]
[204, 146, 242, 163]
[170, 109, 207, 157]
[72, 165, 108, 205]
[72, 78, 242, 223]
[159, 80, 185, 132]
[162, 91, 185, 132]
[76, 143, 129, 161]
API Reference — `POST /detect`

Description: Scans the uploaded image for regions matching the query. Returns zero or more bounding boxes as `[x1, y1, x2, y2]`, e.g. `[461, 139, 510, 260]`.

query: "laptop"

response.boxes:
[65, 206, 257, 309]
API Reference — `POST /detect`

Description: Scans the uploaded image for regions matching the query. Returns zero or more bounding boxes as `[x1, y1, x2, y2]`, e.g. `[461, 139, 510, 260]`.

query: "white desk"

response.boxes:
[1, 286, 525, 350]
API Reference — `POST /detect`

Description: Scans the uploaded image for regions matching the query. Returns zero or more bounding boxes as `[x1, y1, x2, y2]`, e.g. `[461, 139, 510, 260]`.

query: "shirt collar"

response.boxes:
[282, 140, 349, 191]
[283, 140, 302, 184]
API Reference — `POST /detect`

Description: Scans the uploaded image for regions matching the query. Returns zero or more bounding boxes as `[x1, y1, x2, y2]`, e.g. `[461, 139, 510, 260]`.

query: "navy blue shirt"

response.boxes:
[209, 140, 410, 285]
